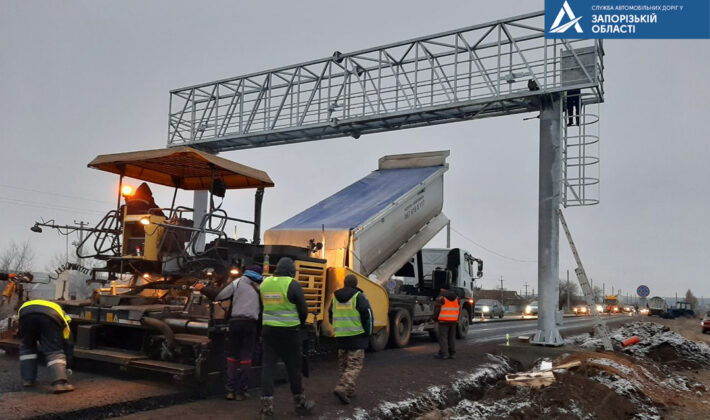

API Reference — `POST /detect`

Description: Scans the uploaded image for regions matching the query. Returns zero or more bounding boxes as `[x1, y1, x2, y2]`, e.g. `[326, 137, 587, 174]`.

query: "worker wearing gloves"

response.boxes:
[18, 299, 75, 393]
[259, 257, 315, 418]
[330, 274, 373, 404]
[196, 265, 263, 401]
[432, 286, 460, 359]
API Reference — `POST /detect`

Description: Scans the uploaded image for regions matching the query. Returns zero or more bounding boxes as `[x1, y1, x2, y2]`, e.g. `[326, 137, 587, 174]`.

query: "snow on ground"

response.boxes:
[351, 354, 512, 420]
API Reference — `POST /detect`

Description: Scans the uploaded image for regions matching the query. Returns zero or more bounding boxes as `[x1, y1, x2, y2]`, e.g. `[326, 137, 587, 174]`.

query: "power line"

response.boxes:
[0, 197, 105, 216]
[0, 183, 113, 205]
[450, 227, 536, 263]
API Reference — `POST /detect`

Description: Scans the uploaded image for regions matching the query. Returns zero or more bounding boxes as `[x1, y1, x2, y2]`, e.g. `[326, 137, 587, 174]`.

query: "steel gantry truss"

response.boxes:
[168, 11, 604, 152]
[168, 10, 607, 347]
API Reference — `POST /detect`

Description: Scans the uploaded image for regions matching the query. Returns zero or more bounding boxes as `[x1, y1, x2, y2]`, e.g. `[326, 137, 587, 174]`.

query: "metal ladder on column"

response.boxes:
[558, 209, 613, 351]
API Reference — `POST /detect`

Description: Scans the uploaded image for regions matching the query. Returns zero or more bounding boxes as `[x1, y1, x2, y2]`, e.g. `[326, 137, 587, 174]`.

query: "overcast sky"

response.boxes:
[1, 0, 708, 300]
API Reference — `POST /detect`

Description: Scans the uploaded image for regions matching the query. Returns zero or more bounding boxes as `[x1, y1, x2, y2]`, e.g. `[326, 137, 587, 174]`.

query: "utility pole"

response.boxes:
[524, 282, 529, 298]
[74, 220, 89, 258]
[566, 270, 570, 310]
[500, 276, 504, 302]
[603, 282, 605, 298]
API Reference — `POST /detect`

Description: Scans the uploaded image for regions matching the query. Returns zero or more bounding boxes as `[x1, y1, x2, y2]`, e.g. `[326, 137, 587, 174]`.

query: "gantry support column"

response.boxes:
[532, 94, 564, 346]
[192, 190, 208, 253]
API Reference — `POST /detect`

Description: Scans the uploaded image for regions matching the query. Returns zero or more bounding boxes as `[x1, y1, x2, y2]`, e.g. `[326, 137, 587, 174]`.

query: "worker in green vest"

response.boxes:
[259, 257, 315, 418]
[18, 299, 75, 393]
[330, 274, 372, 404]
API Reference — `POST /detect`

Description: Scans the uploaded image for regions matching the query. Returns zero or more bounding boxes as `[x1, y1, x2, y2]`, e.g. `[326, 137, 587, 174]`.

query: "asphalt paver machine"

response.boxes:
[1, 146, 274, 383]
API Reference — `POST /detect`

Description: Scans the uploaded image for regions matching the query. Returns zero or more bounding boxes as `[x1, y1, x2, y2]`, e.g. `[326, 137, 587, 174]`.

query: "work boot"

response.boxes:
[433, 354, 447, 360]
[235, 392, 249, 401]
[294, 393, 316, 415]
[52, 381, 75, 394]
[226, 392, 236, 400]
[22, 380, 36, 388]
[333, 388, 350, 404]
[260, 396, 274, 419]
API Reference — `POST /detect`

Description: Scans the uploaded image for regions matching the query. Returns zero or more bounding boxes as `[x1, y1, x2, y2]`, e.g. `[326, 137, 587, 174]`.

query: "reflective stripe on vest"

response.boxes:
[438, 297, 460, 322]
[19, 299, 72, 339]
[260, 276, 300, 327]
[332, 291, 365, 337]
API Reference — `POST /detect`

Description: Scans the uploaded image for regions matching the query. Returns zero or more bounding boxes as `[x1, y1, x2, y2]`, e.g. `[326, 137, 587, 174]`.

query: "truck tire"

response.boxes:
[388, 309, 412, 348]
[369, 326, 389, 352]
[456, 308, 470, 339]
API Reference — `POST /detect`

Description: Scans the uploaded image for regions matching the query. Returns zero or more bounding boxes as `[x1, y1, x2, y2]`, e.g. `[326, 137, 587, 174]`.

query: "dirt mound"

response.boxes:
[567, 322, 710, 369]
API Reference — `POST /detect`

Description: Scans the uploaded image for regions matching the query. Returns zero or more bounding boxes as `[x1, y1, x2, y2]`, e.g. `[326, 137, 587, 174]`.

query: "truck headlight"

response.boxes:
[525, 305, 532, 314]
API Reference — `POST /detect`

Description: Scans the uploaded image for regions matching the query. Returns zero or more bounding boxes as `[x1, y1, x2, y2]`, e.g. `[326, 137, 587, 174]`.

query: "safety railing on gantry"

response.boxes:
[562, 92, 600, 207]
[167, 11, 604, 152]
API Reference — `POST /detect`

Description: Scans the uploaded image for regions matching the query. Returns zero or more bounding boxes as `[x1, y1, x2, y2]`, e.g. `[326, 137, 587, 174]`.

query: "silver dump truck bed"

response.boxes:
[265, 151, 449, 282]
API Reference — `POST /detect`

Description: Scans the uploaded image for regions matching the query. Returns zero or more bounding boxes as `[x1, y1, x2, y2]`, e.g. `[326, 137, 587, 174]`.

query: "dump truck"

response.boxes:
[647, 296, 668, 316]
[264, 150, 482, 350]
[603, 295, 620, 314]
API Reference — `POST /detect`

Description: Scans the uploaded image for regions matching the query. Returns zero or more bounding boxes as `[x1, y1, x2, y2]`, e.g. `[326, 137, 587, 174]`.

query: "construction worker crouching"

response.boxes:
[432, 285, 459, 359]
[259, 257, 315, 418]
[330, 274, 373, 404]
[18, 299, 75, 393]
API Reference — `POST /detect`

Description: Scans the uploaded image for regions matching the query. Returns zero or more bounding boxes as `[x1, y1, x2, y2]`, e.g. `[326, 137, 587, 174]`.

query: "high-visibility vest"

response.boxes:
[260, 276, 300, 327]
[19, 300, 72, 339]
[438, 297, 460, 322]
[332, 291, 365, 337]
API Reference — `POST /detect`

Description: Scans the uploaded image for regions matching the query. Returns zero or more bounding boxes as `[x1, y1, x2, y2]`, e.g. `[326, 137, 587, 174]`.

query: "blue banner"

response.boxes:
[545, 0, 710, 38]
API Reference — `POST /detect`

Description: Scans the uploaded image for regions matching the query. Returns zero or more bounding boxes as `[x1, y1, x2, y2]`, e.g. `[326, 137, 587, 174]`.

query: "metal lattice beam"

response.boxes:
[167, 11, 604, 152]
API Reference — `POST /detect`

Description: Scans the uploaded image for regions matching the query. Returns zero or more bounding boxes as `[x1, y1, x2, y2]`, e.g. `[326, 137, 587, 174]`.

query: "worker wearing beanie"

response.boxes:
[17, 298, 75, 393]
[330, 274, 373, 404]
[432, 284, 460, 359]
[196, 265, 263, 400]
[259, 257, 315, 418]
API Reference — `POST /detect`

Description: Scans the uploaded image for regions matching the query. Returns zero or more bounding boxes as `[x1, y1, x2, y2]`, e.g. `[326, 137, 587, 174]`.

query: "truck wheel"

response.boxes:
[388, 309, 412, 348]
[456, 308, 470, 339]
[369, 326, 389, 352]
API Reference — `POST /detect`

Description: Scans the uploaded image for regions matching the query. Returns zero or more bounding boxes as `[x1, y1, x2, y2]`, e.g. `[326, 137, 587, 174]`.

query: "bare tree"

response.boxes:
[685, 289, 699, 309]
[559, 279, 581, 309]
[0, 240, 35, 272]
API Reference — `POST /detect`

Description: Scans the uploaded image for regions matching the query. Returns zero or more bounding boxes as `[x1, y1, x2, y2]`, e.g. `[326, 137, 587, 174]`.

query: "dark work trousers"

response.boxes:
[260, 326, 303, 397]
[437, 322, 457, 357]
[19, 313, 64, 357]
[226, 318, 258, 393]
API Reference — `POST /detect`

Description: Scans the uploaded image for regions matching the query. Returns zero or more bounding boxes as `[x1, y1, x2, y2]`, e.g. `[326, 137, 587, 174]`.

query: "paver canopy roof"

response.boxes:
[87, 146, 274, 190]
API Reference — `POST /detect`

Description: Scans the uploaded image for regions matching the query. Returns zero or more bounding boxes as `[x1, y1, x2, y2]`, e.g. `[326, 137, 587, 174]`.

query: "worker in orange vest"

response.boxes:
[432, 285, 460, 359]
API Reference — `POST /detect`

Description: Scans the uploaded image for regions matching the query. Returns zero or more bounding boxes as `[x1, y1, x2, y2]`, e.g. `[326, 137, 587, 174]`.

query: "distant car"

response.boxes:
[474, 299, 505, 319]
[622, 305, 635, 315]
[702, 312, 710, 334]
[572, 304, 591, 316]
[523, 301, 539, 318]
[639, 308, 650, 316]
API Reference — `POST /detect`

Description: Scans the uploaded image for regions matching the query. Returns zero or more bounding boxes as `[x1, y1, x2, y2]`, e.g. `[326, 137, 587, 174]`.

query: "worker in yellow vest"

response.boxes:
[259, 257, 315, 418]
[330, 274, 372, 404]
[432, 286, 460, 359]
[18, 299, 75, 393]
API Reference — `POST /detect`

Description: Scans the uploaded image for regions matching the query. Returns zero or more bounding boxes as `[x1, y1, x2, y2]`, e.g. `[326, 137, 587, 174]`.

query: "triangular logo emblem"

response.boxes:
[550, 1, 583, 33]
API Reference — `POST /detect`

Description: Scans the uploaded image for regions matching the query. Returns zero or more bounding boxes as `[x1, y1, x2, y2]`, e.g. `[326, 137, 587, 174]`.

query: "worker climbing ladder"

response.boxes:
[557, 208, 613, 351]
